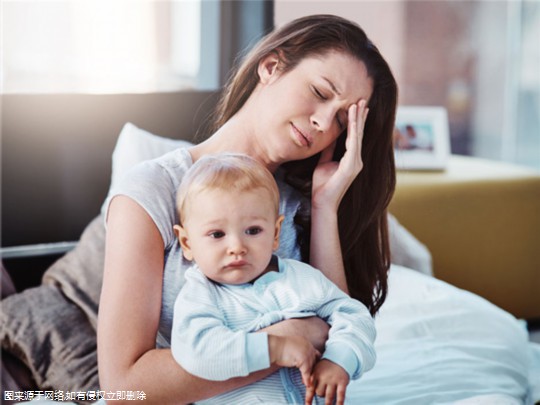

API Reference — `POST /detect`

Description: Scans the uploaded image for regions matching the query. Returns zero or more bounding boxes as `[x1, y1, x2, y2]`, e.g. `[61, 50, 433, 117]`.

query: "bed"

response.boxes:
[2, 122, 539, 404]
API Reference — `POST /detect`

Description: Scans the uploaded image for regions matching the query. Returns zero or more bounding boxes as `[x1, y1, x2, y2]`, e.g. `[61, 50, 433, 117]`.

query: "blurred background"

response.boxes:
[3, 0, 539, 169]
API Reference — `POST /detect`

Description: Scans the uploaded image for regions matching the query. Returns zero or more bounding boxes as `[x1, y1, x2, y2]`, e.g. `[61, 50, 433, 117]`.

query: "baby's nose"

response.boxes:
[227, 236, 247, 255]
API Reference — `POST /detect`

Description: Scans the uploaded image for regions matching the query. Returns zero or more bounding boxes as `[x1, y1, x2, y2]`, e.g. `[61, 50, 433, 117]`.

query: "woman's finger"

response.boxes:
[345, 103, 358, 152]
[354, 99, 368, 154]
[341, 100, 365, 174]
[347, 99, 368, 173]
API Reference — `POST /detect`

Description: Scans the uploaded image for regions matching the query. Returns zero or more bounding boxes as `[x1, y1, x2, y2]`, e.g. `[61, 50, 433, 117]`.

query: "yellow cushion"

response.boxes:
[389, 155, 540, 319]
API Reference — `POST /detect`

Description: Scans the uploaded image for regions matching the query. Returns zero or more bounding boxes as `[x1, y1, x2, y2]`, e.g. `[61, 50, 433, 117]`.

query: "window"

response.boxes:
[1, 1, 219, 94]
[471, 0, 540, 169]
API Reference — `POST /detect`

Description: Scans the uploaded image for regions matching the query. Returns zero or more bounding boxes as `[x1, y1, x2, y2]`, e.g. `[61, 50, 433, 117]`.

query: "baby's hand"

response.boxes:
[269, 335, 320, 386]
[305, 359, 349, 405]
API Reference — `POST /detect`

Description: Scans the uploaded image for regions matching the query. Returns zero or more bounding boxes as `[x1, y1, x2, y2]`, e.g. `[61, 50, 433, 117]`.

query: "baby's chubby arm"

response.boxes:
[316, 293, 376, 380]
[310, 279, 376, 405]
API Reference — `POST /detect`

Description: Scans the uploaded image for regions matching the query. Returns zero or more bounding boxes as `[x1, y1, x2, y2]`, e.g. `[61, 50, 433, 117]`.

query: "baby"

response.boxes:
[171, 153, 376, 404]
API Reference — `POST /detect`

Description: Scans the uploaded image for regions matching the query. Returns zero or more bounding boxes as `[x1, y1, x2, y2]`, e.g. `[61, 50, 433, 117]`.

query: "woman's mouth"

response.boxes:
[291, 123, 312, 147]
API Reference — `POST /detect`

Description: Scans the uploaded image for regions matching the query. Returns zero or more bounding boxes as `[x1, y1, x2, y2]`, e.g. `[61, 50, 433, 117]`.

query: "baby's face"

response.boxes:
[178, 188, 282, 285]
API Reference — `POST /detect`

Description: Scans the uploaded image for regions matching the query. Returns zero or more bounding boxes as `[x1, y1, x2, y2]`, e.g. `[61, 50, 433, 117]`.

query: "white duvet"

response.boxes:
[347, 265, 539, 405]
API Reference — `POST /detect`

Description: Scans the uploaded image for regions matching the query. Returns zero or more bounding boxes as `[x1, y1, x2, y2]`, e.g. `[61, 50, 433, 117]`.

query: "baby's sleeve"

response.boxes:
[315, 274, 377, 380]
[171, 270, 270, 381]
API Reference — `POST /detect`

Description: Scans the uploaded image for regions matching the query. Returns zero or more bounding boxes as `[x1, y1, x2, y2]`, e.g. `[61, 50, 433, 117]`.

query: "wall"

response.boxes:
[274, 1, 406, 88]
[1, 91, 219, 247]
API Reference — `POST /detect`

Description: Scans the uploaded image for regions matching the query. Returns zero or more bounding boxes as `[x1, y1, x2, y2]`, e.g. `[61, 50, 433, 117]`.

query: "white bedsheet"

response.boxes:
[347, 265, 537, 404]
[528, 342, 540, 402]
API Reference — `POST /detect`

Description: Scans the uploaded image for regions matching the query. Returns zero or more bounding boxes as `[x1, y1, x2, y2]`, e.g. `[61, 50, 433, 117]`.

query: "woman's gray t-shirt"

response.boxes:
[104, 148, 305, 347]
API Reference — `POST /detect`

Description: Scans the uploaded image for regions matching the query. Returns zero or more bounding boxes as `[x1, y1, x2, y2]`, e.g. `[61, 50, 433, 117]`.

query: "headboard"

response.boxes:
[1, 91, 220, 248]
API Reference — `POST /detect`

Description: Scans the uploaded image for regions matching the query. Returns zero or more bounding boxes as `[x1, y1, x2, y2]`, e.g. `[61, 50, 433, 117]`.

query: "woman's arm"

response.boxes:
[98, 196, 328, 404]
[310, 101, 369, 292]
[310, 205, 347, 292]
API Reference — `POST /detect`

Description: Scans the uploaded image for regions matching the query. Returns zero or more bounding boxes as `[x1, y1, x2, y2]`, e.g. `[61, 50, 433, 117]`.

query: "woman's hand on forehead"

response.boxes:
[311, 99, 369, 211]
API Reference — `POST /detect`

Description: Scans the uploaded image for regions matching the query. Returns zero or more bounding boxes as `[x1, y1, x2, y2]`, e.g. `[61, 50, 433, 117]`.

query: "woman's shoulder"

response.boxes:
[113, 147, 193, 195]
[103, 147, 193, 248]
[139, 147, 193, 177]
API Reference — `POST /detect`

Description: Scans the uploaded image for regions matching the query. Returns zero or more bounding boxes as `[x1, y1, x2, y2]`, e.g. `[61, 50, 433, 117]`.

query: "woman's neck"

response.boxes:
[189, 110, 278, 172]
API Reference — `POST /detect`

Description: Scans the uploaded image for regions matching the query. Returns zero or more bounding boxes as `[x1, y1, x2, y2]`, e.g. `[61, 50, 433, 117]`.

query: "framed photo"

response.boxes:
[393, 106, 450, 170]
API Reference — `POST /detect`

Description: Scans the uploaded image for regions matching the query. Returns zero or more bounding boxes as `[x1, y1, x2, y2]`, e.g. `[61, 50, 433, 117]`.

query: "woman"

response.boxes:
[98, 14, 397, 404]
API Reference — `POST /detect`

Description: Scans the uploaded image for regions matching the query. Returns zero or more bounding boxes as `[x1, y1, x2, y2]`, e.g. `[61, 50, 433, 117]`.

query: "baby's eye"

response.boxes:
[209, 231, 225, 239]
[245, 227, 262, 236]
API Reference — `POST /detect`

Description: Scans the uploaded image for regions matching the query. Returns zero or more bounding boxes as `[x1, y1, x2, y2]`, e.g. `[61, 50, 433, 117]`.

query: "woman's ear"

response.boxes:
[257, 52, 281, 85]
[173, 224, 194, 261]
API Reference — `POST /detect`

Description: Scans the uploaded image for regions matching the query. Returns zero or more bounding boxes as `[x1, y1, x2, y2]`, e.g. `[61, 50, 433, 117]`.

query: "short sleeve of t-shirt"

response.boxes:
[102, 148, 193, 249]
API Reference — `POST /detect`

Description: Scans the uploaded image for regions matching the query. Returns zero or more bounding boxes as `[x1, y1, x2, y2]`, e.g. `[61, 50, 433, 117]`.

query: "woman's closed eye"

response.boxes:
[245, 226, 263, 236]
[312, 85, 346, 130]
[311, 85, 328, 101]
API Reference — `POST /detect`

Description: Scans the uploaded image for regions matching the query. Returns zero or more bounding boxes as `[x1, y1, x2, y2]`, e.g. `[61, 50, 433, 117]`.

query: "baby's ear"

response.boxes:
[174, 224, 193, 261]
[273, 215, 285, 251]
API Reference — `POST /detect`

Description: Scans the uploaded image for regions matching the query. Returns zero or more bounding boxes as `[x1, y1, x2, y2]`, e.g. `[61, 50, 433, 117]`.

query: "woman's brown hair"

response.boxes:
[211, 15, 398, 316]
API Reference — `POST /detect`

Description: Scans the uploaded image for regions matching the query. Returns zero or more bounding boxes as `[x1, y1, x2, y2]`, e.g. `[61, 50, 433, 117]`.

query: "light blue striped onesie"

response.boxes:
[171, 256, 376, 404]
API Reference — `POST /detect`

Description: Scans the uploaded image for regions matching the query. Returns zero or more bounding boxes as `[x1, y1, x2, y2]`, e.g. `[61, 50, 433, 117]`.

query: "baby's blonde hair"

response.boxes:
[176, 153, 280, 225]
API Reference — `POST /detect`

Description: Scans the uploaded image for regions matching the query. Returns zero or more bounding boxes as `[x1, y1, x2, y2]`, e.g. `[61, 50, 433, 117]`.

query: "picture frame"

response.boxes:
[393, 106, 450, 170]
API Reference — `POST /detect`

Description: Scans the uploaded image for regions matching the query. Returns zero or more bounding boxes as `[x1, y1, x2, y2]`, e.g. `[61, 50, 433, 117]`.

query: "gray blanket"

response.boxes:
[1, 215, 104, 394]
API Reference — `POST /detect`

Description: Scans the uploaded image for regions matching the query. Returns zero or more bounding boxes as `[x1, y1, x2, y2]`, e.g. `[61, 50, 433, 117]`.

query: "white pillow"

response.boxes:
[110, 122, 193, 189]
[101, 123, 193, 218]
[388, 213, 433, 276]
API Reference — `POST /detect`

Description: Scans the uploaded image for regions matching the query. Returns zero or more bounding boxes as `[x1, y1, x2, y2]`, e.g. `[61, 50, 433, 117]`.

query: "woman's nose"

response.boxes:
[311, 105, 335, 133]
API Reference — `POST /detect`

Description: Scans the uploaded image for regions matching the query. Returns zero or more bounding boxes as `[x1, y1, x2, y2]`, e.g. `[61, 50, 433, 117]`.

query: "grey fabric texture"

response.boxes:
[0, 216, 104, 394]
[1, 264, 37, 393]
[42, 215, 105, 330]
